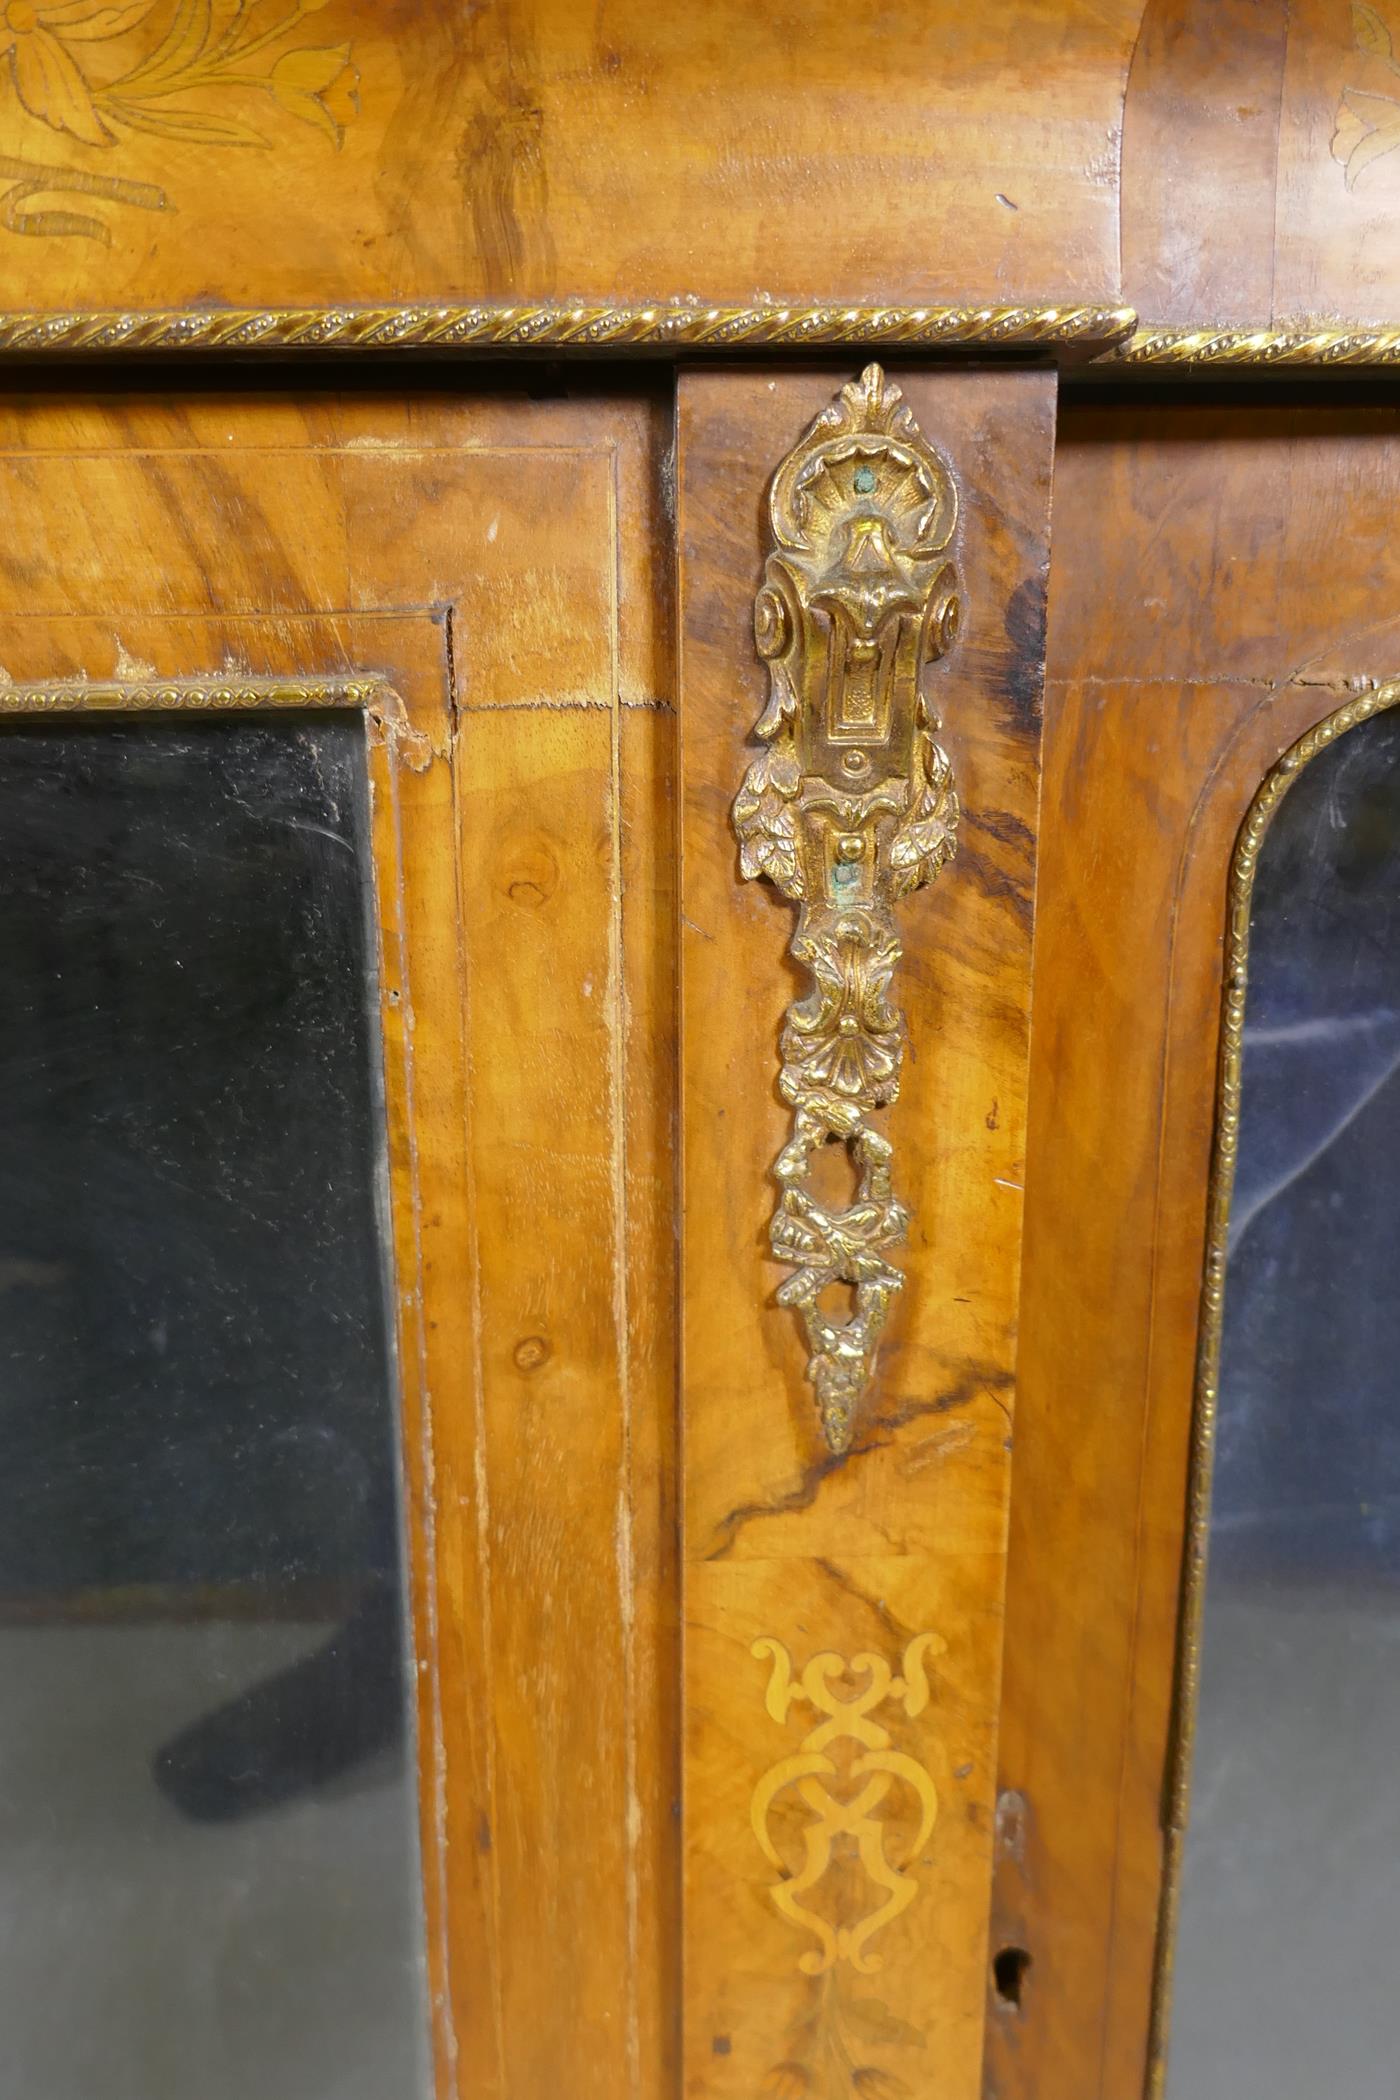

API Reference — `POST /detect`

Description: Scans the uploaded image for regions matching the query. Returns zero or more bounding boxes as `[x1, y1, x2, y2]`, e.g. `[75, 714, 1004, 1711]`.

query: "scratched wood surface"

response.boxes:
[1119, 0, 1289, 326]
[1117, 0, 1400, 330]
[14, 0, 1400, 336]
[677, 365, 1054, 2100]
[15, 0, 1400, 337]
[0, 0, 1139, 313]
[0, 378, 677, 2100]
[986, 398, 1400, 2100]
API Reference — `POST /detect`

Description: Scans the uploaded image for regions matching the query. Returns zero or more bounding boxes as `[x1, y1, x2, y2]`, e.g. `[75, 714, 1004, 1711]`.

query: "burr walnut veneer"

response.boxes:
[8, 4, 1400, 2098]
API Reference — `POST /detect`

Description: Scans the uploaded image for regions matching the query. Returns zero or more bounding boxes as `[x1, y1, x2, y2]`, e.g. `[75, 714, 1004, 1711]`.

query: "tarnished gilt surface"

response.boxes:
[733, 366, 963, 1453]
[682, 365, 1053, 2100]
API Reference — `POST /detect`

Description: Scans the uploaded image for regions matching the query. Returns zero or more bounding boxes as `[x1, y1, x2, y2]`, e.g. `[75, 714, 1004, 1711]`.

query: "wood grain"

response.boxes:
[677, 365, 1054, 2100]
[23, 363, 1400, 2100]
[0, 0, 1138, 314]
[0, 379, 677, 2100]
[1273, 0, 1400, 322]
[1116, 0, 1400, 332]
[1120, 0, 1287, 325]
[986, 398, 1400, 2100]
[18, 0, 1400, 341]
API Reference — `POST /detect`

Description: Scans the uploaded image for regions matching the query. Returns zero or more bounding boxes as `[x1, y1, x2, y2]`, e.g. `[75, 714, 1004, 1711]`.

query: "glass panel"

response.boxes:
[0, 714, 427, 2100]
[1167, 706, 1400, 2099]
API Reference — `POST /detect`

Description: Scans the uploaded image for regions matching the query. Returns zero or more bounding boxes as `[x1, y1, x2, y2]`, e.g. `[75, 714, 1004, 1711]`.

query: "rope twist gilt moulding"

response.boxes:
[733, 364, 962, 1453]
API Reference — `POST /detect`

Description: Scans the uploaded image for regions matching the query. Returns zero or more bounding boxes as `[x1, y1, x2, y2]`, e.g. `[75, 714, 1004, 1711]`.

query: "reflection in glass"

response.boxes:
[1166, 706, 1400, 2100]
[0, 715, 427, 2100]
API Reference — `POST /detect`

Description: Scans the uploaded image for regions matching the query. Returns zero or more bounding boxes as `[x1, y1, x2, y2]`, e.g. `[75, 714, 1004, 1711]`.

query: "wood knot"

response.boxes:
[504, 836, 559, 908]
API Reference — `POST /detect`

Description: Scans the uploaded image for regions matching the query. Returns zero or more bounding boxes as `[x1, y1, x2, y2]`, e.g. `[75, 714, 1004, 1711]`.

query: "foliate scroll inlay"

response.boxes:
[750, 1634, 945, 1978]
[733, 363, 962, 1452]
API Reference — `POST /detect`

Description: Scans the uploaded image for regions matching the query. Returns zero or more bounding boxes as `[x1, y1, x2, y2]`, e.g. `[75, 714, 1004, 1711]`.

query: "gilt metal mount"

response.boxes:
[733, 364, 961, 1452]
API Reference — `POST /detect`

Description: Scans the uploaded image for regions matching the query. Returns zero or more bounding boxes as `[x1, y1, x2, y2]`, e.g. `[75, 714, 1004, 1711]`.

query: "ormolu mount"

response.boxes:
[733, 364, 962, 1452]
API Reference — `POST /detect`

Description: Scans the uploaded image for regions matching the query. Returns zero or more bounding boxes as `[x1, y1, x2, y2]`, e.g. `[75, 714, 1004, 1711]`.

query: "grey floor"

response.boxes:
[0, 1622, 428, 2100]
[1166, 1586, 1400, 2100]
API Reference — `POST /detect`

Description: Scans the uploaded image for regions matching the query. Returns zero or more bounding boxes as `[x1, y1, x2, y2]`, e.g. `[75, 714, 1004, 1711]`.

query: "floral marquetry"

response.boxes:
[0, 0, 359, 158]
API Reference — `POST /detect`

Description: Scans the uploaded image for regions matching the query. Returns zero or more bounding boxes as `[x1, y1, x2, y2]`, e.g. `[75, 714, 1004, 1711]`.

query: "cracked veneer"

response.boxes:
[704, 1366, 1015, 1560]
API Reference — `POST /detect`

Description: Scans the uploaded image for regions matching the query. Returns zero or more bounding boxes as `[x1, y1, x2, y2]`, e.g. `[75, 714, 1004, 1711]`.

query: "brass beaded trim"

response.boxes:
[0, 675, 382, 711]
[11, 305, 1400, 368]
[0, 301, 1136, 358]
[1116, 322, 1400, 366]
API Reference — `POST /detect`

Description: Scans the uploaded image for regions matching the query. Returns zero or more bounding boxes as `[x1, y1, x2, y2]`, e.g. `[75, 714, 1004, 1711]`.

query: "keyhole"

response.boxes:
[992, 1945, 1032, 2011]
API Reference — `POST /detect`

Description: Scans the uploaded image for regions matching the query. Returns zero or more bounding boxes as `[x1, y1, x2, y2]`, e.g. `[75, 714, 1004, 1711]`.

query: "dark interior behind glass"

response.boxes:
[1167, 706, 1400, 2100]
[0, 712, 427, 2100]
